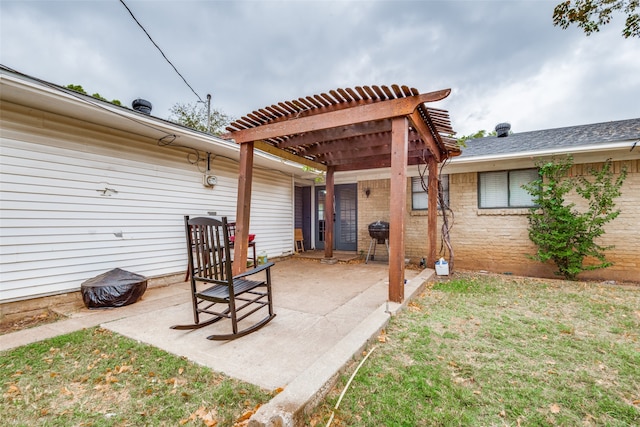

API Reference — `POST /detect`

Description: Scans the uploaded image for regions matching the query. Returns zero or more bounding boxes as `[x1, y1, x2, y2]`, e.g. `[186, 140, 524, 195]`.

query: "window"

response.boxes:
[478, 168, 538, 208]
[412, 175, 449, 210]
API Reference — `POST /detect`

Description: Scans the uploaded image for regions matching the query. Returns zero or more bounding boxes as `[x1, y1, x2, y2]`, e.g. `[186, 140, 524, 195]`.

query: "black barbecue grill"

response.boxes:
[366, 221, 389, 263]
[368, 221, 389, 243]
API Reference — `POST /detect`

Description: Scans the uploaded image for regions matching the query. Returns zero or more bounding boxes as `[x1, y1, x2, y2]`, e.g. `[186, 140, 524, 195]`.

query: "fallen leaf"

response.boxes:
[117, 365, 132, 374]
[550, 403, 561, 414]
[5, 384, 21, 395]
[236, 409, 255, 422]
[178, 367, 184, 375]
[499, 410, 506, 417]
[273, 387, 284, 394]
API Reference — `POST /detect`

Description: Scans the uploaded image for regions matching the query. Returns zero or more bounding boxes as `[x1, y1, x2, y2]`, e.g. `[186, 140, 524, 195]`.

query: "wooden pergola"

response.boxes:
[224, 84, 460, 303]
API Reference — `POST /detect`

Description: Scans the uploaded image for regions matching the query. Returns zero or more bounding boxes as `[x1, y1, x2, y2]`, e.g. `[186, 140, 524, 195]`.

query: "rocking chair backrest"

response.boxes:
[184, 216, 233, 287]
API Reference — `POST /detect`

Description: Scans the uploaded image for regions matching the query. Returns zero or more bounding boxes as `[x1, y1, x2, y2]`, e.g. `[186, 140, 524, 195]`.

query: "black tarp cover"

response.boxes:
[81, 268, 147, 309]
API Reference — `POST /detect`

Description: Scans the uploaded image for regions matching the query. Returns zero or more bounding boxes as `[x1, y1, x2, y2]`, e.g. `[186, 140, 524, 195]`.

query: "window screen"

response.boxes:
[479, 169, 538, 208]
[412, 175, 449, 210]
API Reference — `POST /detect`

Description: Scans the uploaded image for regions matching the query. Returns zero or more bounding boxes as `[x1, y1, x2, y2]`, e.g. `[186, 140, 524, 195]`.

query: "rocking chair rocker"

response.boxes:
[171, 216, 275, 340]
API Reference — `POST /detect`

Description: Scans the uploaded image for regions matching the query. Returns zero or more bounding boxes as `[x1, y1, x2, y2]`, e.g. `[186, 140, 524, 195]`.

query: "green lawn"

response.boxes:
[1, 327, 274, 426]
[309, 273, 640, 426]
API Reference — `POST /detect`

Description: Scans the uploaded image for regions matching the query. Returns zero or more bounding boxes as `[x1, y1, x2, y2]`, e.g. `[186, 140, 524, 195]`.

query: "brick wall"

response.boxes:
[355, 159, 639, 282]
[357, 179, 443, 264]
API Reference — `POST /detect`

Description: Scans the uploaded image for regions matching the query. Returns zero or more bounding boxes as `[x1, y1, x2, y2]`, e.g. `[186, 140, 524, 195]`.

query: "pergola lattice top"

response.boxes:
[225, 84, 460, 171]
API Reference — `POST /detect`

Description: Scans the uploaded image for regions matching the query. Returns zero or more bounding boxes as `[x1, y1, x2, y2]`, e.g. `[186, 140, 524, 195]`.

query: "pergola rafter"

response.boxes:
[225, 84, 460, 303]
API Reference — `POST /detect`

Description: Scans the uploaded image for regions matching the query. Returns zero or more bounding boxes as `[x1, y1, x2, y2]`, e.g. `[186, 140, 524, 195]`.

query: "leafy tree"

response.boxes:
[168, 102, 232, 135]
[553, 0, 640, 38]
[456, 129, 497, 147]
[65, 84, 122, 106]
[523, 157, 627, 280]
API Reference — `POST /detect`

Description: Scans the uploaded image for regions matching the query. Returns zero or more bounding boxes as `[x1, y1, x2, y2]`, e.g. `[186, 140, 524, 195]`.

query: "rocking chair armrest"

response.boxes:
[233, 261, 274, 279]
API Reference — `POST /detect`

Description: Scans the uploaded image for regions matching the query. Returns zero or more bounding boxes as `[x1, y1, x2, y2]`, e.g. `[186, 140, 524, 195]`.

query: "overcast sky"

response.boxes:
[1, 0, 638, 137]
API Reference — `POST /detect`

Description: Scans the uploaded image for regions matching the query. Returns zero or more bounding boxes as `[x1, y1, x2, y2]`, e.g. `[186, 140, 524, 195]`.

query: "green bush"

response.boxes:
[523, 157, 627, 280]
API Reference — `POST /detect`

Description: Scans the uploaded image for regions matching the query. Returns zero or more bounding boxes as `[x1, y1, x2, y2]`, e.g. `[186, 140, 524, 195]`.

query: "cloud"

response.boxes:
[1, 0, 638, 136]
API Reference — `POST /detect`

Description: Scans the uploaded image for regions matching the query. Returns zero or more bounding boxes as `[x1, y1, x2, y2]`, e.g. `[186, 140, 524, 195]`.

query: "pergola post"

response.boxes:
[389, 117, 408, 303]
[233, 141, 254, 275]
[427, 155, 438, 268]
[324, 166, 335, 259]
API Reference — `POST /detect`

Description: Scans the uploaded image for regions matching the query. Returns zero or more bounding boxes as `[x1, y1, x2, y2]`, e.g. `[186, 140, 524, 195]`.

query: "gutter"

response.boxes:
[451, 140, 639, 165]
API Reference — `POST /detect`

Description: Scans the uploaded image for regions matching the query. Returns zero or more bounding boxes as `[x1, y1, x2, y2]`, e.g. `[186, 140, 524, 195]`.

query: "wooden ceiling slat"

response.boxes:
[382, 85, 395, 99]
[304, 96, 322, 108]
[277, 120, 392, 149]
[345, 87, 360, 101]
[257, 108, 274, 120]
[333, 158, 393, 171]
[246, 113, 265, 125]
[237, 117, 258, 128]
[301, 134, 398, 157]
[401, 85, 413, 96]
[270, 104, 288, 115]
[355, 86, 369, 100]
[284, 100, 301, 112]
[337, 88, 352, 102]
[410, 87, 419, 95]
[265, 105, 284, 117]
[391, 84, 403, 98]
[313, 94, 330, 107]
[296, 97, 315, 109]
[372, 85, 386, 100]
[252, 110, 270, 122]
[320, 92, 336, 105]
[329, 89, 345, 103]
[363, 86, 378, 99]
[277, 102, 295, 114]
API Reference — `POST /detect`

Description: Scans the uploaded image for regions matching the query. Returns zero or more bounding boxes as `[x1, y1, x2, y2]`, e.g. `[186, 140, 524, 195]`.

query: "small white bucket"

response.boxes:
[435, 258, 449, 276]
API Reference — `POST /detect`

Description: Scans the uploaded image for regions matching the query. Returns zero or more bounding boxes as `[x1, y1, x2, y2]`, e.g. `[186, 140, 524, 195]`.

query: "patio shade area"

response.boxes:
[224, 85, 460, 302]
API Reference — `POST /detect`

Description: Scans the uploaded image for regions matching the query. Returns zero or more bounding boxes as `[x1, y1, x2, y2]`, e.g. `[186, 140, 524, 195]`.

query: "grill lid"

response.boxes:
[368, 221, 389, 241]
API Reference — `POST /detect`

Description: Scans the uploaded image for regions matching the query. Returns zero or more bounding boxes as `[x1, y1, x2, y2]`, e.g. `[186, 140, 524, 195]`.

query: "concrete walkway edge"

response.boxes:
[248, 269, 434, 427]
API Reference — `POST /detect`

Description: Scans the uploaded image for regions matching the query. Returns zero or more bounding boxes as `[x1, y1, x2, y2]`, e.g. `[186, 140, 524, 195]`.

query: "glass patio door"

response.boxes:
[315, 184, 357, 251]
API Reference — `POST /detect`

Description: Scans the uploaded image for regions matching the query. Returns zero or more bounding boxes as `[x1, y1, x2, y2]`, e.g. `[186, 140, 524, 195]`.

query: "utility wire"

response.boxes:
[118, 0, 204, 103]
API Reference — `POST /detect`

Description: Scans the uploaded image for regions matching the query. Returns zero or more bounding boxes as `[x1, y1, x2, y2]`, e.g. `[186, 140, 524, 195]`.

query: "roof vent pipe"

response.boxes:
[495, 122, 511, 137]
[132, 98, 152, 115]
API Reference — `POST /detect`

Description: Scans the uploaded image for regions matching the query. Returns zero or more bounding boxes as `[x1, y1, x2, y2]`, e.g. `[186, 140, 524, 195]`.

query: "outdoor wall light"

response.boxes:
[365, 188, 371, 198]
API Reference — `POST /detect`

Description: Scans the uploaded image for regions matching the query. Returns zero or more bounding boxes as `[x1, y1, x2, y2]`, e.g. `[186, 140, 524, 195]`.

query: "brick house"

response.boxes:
[319, 119, 638, 282]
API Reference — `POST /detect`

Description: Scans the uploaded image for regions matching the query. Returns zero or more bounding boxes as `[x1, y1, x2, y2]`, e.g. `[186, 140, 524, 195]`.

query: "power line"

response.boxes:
[118, 0, 204, 103]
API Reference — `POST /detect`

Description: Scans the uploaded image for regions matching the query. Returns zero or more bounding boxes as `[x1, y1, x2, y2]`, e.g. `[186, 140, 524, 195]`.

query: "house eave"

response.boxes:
[1, 67, 316, 180]
[443, 140, 640, 174]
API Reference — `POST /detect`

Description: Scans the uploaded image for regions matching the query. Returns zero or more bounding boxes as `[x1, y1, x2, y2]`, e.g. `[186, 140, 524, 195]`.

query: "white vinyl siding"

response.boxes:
[0, 136, 292, 302]
[478, 169, 538, 208]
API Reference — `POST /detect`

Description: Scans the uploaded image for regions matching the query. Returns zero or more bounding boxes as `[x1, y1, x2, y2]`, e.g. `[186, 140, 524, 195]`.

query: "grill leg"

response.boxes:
[366, 238, 376, 264]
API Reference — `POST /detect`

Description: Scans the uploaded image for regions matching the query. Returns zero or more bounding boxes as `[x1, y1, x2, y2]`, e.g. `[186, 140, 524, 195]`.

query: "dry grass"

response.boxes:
[309, 272, 640, 426]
